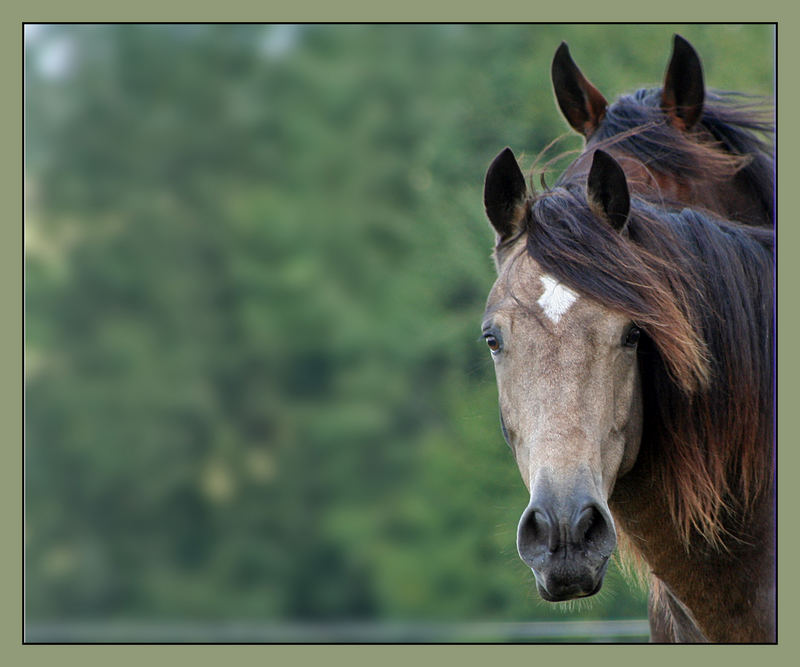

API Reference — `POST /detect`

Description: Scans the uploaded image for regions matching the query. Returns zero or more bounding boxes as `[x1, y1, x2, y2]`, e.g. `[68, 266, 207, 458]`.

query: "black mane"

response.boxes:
[586, 88, 774, 225]
[520, 185, 773, 543]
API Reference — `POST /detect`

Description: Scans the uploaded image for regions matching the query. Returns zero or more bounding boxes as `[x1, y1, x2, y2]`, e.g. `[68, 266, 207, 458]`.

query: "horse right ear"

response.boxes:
[484, 147, 528, 241]
[661, 34, 705, 131]
[587, 150, 630, 233]
[551, 42, 608, 137]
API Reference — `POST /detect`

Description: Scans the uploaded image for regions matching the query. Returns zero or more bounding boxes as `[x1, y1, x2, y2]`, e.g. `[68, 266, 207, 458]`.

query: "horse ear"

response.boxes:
[551, 42, 608, 137]
[661, 34, 705, 131]
[587, 150, 630, 233]
[484, 147, 528, 241]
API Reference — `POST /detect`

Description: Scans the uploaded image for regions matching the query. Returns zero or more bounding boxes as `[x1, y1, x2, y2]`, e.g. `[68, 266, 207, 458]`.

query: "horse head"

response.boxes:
[482, 148, 642, 601]
[551, 34, 773, 228]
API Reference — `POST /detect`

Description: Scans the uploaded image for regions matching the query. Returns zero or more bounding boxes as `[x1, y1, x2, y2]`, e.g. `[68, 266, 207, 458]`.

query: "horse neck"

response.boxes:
[611, 466, 775, 643]
[726, 168, 774, 227]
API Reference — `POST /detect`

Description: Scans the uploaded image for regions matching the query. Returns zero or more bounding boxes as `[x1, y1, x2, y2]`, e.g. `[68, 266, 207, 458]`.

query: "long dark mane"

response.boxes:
[585, 88, 774, 226]
[513, 183, 773, 546]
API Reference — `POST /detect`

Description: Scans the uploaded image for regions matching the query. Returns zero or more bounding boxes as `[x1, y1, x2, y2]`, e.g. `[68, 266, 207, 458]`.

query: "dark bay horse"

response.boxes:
[482, 147, 774, 642]
[551, 35, 774, 228]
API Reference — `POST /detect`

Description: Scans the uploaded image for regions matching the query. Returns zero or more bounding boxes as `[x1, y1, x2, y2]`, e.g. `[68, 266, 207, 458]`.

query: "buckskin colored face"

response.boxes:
[482, 148, 646, 602]
[483, 243, 643, 601]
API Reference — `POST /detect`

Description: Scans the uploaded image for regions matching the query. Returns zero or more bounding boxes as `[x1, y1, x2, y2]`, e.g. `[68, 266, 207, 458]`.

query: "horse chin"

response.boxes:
[535, 577, 604, 602]
[532, 559, 610, 602]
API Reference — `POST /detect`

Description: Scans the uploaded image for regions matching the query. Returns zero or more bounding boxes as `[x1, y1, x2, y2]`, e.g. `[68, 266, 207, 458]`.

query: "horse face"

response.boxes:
[483, 250, 643, 601]
[483, 148, 644, 601]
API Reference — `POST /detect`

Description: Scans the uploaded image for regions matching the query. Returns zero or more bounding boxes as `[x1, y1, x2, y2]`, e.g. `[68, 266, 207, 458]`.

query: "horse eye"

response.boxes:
[623, 325, 641, 348]
[485, 335, 501, 353]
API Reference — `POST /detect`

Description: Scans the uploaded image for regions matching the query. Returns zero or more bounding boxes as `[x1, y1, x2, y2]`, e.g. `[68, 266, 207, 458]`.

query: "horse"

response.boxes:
[481, 147, 774, 642]
[550, 34, 774, 228]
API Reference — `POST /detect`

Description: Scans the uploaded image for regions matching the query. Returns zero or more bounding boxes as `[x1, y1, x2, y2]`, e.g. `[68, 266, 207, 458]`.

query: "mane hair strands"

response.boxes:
[588, 88, 774, 227]
[521, 187, 773, 546]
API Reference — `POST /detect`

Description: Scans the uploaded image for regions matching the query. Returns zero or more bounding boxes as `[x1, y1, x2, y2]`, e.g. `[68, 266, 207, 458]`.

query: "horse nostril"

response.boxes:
[518, 497, 616, 568]
[571, 503, 613, 552]
[517, 506, 555, 563]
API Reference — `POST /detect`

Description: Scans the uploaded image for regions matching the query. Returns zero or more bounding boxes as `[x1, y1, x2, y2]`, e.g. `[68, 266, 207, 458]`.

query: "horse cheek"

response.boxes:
[614, 361, 643, 480]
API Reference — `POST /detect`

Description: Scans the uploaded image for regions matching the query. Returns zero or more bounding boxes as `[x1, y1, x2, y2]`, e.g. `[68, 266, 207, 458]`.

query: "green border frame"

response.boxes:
[8, 4, 794, 665]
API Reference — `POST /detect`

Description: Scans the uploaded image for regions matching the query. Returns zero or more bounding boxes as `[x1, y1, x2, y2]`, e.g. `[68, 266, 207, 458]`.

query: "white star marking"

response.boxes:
[537, 275, 578, 324]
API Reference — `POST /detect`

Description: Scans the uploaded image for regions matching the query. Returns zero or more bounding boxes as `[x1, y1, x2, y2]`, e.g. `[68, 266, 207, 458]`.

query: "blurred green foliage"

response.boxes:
[25, 24, 773, 628]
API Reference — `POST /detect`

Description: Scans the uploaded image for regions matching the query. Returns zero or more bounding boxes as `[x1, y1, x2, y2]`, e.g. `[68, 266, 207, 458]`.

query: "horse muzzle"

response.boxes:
[529, 555, 611, 602]
[516, 481, 617, 601]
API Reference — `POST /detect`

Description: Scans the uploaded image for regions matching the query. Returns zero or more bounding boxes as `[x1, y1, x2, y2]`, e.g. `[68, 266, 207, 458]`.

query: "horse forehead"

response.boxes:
[487, 261, 624, 339]
[487, 255, 585, 326]
[536, 274, 579, 324]
[565, 148, 688, 202]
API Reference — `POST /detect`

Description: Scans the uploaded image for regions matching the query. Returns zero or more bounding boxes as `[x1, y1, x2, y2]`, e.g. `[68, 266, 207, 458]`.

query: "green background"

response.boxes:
[23, 23, 773, 641]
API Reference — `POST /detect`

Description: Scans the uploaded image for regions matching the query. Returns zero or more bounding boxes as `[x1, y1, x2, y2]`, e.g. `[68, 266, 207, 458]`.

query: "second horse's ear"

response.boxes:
[484, 147, 528, 242]
[552, 42, 608, 138]
[587, 150, 630, 233]
[661, 34, 705, 131]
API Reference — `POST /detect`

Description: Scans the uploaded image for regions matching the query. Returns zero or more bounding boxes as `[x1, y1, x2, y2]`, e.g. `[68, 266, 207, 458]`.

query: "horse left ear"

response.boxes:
[484, 147, 528, 242]
[587, 150, 630, 233]
[661, 34, 705, 131]
[551, 42, 608, 138]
